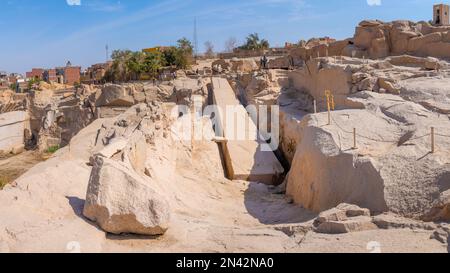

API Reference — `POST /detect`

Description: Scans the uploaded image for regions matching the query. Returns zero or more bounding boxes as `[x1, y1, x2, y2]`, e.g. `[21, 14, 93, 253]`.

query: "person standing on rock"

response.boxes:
[262, 55, 268, 69]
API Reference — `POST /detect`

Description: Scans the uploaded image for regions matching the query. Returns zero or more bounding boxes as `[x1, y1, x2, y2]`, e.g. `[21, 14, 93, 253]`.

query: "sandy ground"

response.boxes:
[0, 151, 46, 189]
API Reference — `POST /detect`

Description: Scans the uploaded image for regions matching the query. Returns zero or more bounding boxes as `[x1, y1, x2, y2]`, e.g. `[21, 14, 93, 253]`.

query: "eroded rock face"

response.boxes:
[26, 87, 97, 152]
[290, 19, 450, 62]
[172, 78, 206, 106]
[83, 156, 170, 236]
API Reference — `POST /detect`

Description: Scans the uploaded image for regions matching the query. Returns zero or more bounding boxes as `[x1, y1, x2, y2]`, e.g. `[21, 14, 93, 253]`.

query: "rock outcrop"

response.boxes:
[0, 90, 27, 114]
[290, 20, 450, 61]
[212, 58, 259, 73]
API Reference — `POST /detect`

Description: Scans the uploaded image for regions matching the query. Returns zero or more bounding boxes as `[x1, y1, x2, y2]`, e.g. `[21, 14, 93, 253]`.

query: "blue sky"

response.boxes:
[0, 0, 442, 73]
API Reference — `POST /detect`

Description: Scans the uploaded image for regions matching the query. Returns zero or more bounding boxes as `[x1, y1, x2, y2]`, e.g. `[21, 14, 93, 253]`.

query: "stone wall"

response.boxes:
[0, 111, 29, 154]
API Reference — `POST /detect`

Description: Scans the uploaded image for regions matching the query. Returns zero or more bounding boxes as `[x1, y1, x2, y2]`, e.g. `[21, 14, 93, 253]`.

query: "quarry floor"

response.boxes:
[1, 72, 449, 252]
[0, 122, 447, 253]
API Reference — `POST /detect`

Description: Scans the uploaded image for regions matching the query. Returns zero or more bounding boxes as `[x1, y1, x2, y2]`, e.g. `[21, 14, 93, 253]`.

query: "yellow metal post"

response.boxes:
[325, 90, 335, 125]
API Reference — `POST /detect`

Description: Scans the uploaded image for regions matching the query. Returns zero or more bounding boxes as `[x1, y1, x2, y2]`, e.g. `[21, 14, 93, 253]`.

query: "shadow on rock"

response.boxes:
[243, 182, 317, 225]
[65, 196, 102, 230]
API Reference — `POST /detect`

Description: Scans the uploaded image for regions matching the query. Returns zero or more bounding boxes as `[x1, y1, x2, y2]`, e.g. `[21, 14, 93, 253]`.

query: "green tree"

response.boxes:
[9, 82, 18, 92]
[126, 51, 147, 80]
[104, 37, 194, 82]
[239, 33, 270, 50]
[144, 51, 166, 78]
[163, 47, 189, 69]
[107, 49, 133, 82]
[177, 37, 194, 56]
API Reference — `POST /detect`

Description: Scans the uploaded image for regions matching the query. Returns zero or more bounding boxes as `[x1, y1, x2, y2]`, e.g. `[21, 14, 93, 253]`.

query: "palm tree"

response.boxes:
[144, 51, 165, 78]
[240, 33, 270, 50]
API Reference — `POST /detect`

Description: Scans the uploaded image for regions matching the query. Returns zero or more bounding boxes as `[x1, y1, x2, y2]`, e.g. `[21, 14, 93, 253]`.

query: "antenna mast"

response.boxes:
[194, 17, 198, 58]
[105, 44, 109, 62]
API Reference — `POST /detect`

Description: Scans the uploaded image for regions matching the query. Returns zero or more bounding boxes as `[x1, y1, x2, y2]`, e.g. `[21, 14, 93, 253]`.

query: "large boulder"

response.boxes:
[313, 203, 376, 234]
[267, 56, 292, 69]
[286, 92, 450, 218]
[83, 156, 170, 235]
[95, 84, 135, 107]
[230, 58, 258, 72]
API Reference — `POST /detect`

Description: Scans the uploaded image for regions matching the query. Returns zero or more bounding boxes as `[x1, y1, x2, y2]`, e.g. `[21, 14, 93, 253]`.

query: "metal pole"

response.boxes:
[353, 128, 357, 149]
[313, 100, 317, 114]
[327, 103, 331, 125]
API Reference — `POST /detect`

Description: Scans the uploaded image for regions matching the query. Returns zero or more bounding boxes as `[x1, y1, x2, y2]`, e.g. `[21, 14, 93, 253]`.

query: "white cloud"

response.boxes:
[67, 0, 81, 6]
[367, 0, 381, 6]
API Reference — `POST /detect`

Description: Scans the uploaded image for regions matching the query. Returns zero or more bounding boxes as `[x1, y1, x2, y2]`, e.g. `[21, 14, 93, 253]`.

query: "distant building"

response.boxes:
[81, 62, 112, 84]
[0, 71, 8, 90]
[285, 42, 295, 49]
[142, 46, 170, 54]
[434, 3, 450, 25]
[26, 68, 45, 80]
[43, 69, 57, 82]
[63, 65, 81, 85]
[0, 72, 26, 92]
[26, 61, 81, 85]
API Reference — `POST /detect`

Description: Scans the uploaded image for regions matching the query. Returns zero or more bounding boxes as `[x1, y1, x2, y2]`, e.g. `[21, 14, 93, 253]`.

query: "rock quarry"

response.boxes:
[1, 19, 450, 253]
